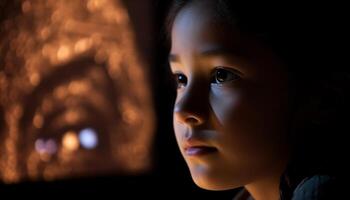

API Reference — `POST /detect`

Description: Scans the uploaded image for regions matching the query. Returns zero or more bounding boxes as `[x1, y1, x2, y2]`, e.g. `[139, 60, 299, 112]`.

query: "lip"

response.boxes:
[183, 140, 217, 156]
[182, 131, 217, 156]
[184, 146, 218, 156]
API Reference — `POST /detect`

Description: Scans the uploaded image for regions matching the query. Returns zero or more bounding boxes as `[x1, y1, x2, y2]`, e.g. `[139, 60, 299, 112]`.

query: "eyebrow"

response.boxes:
[168, 54, 179, 63]
[169, 46, 242, 63]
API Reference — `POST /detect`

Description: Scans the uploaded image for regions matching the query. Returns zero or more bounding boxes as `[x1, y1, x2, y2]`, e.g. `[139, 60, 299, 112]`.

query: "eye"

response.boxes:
[211, 68, 240, 84]
[173, 72, 188, 89]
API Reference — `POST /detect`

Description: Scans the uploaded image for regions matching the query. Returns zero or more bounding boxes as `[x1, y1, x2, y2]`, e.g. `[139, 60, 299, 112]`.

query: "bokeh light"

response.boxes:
[62, 131, 79, 152]
[0, 0, 154, 183]
[79, 128, 98, 150]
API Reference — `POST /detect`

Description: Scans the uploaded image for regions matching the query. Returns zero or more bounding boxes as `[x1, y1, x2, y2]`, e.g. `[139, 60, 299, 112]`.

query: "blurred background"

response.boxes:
[0, 0, 237, 198]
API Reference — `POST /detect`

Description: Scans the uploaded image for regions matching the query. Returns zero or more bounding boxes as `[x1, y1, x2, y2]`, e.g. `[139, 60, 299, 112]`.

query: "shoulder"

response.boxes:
[292, 175, 342, 200]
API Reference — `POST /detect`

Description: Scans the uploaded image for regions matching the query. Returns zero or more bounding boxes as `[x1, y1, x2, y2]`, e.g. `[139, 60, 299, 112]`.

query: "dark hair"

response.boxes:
[165, 0, 348, 188]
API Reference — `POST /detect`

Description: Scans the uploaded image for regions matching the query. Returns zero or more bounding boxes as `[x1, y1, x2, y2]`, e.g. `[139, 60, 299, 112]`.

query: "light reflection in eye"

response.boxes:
[79, 128, 98, 149]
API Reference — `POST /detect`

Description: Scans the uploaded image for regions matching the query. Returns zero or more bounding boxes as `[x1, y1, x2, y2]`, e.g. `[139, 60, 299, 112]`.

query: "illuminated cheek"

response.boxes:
[209, 89, 241, 126]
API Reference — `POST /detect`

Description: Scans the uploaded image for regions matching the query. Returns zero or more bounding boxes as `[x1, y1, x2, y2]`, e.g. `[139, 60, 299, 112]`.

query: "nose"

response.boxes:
[173, 80, 208, 127]
[174, 107, 203, 126]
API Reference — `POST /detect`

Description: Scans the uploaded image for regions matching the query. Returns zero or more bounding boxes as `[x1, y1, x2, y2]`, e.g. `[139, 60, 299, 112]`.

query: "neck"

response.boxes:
[245, 174, 281, 200]
[244, 159, 288, 200]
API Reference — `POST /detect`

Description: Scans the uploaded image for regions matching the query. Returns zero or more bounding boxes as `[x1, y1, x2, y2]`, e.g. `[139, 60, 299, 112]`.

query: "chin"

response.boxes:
[192, 177, 240, 191]
[190, 168, 242, 191]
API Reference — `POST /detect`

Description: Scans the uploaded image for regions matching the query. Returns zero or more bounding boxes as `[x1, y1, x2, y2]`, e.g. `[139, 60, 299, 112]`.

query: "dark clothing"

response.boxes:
[233, 175, 342, 200]
[291, 175, 339, 200]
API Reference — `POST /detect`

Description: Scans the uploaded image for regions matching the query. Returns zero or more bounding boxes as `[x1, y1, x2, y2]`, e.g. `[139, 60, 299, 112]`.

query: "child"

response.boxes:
[165, 0, 345, 199]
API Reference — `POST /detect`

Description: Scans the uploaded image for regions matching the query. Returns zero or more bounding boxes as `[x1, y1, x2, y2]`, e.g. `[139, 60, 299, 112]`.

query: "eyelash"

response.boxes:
[172, 67, 241, 89]
[210, 67, 241, 85]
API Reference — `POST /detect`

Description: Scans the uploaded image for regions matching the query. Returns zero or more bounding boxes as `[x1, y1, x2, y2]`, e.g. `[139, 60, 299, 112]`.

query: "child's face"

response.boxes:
[170, 1, 291, 190]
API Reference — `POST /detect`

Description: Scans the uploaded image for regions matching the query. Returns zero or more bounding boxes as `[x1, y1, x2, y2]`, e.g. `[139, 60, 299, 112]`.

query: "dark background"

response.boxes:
[0, 0, 238, 198]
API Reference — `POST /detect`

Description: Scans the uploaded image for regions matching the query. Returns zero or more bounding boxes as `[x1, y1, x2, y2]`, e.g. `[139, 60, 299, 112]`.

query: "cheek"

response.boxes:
[209, 87, 244, 129]
[210, 84, 289, 159]
[173, 115, 186, 147]
[211, 82, 288, 133]
[210, 87, 259, 158]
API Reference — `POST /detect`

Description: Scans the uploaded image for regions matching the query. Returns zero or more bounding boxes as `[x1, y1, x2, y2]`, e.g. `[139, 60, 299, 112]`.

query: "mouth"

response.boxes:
[184, 146, 218, 156]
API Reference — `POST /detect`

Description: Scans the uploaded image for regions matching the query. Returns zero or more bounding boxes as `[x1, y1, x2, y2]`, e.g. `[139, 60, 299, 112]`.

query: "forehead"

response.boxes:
[171, 1, 240, 52]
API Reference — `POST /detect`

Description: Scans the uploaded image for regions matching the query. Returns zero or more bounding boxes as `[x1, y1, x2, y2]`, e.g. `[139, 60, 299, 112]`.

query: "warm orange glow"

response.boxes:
[87, 0, 106, 12]
[121, 101, 139, 125]
[56, 45, 72, 62]
[21, 1, 31, 13]
[64, 110, 80, 124]
[62, 131, 80, 152]
[29, 72, 41, 86]
[68, 80, 90, 95]
[0, 0, 155, 183]
[74, 38, 92, 54]
[33, 114, 44, 129]
[53, 86, 67, 100]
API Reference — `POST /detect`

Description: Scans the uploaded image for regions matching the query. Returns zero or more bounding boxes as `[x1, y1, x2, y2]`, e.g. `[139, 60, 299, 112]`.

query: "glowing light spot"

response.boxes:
[68, 81, 89, 95]
[41, 44, 54, 57]
[33, 113, 44, 129]
[79, 128, 98, 149]
[121, 103, 138, 125]
[64, 110, 80, 123]
[74, 38, 92, 53]
[40, 27, 51, 40]
[54, 86, 67, 100]
[12, 104, 23, 118]
[46, 139, 57, 155]
[62, 131, 79, 151]
[35, 139, 46, 154]
[57, 45, 71, 61]
[34, 138, 57, 155]
[87, 0, 107, 12]
[21, 1, 31, 13]
[29, 72, 40, 86]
